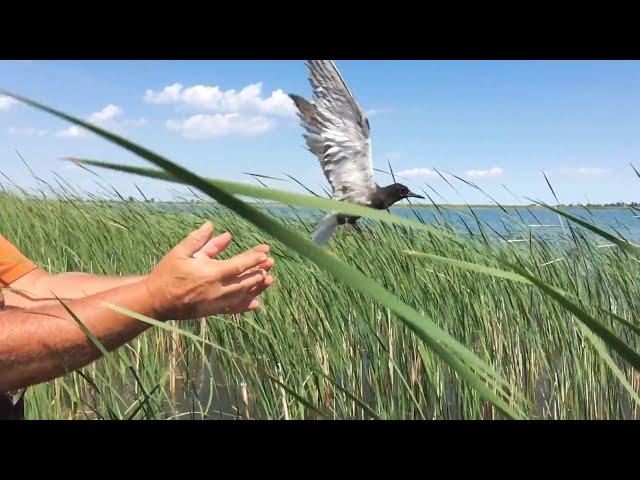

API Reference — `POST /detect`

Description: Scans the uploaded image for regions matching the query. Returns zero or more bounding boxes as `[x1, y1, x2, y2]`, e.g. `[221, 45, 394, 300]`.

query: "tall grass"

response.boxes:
[2, 187, 640, 419]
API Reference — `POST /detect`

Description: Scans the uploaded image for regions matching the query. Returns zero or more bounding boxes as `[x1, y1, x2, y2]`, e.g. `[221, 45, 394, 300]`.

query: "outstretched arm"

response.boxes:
[4, 268, 145, 308]
[1, 280, 159, 393]
[0, 222, 274, 393]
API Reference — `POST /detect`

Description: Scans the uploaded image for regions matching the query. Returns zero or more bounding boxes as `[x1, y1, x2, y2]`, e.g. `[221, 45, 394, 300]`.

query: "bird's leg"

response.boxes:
[342, 220, 356, 236]
[352, 219, 374, 241]
[343, 217, 372, 241]
[338, 215, 357, 238]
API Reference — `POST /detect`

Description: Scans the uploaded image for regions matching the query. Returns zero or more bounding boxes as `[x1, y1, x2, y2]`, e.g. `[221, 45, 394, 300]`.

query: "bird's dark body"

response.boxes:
[336, 184, 423, 227]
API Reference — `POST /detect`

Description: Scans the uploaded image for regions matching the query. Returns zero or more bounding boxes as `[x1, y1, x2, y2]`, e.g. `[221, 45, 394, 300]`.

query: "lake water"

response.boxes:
[148, 202, 640, 242]
[263, 205, 640, 242]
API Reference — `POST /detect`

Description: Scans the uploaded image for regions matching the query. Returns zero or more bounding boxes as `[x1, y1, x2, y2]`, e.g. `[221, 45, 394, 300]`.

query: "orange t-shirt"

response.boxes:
[0, 235, 38, 286]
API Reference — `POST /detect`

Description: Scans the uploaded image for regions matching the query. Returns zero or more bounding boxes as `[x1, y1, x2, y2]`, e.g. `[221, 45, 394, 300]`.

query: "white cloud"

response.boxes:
[145, 82, 296, 117]
[396, 167, 438, 179]
[56, 104, 144, 138]
[0, 96, 17, 111]
[56, 125, 86, 138]
[386, 152, 404, 162]
[88, 104, 122, 123]
[8, 127, 48, 137]
[122, 118, 147, 127]
[575, 167, 609, 175]
[145, 82, 183, 103]
[554, 167, 611, 176]
[166, 113, 276, 139]
[466, 167, 504, 178]
[366, 108, 392, 118]
[56, 125, 88, 137]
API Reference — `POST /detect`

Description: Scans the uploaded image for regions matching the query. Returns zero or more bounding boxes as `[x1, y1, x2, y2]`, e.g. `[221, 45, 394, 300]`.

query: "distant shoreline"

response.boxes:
[389, 204, 639, 210]
[4, 194, 636, 210]
[253, 202, 638, 210]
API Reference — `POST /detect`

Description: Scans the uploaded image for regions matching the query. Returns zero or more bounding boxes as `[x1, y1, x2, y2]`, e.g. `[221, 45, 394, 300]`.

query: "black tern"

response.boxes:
[290, 60, 424, 245]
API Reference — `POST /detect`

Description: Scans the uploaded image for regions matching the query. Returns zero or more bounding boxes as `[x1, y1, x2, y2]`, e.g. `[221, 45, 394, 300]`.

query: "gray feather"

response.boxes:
[311, 213, 339, 245]
[290, 60, 375, 206]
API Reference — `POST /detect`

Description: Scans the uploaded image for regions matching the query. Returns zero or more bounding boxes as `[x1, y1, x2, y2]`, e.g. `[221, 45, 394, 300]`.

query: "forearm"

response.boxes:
[4, 268, 145, 308]
[0, 280, 157, 393]
[41, 272, 145, 297]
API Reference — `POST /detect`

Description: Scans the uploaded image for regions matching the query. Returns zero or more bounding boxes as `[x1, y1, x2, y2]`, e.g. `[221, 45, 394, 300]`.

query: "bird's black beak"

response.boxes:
[406, 191, 425, 199]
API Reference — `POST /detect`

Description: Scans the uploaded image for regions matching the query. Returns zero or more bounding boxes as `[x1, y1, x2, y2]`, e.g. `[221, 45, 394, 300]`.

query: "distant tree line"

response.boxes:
[127, 196, 156, 203]
[563, 202, 640, 207]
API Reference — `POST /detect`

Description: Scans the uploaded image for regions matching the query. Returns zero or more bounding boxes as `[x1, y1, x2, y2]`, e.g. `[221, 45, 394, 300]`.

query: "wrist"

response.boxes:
[138, 278, 170, 322]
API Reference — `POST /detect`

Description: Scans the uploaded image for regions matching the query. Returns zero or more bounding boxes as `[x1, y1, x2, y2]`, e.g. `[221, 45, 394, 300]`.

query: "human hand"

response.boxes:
[144, 221, 274, 320]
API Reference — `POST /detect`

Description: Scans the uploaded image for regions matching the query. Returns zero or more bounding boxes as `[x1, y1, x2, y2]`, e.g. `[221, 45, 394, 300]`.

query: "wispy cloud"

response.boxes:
[145, 82, 296, 117]
[466, 167, 504, 178]
[56, 104, 145, 138]
[166, 113, 276, 139]
[572, 167, 610, 176]
[56, 104, 122, 137]
[56, 125, 86, 138]
[385, 152, 404, 162]
[8, 127, 48, 137]
[88, 104, 122, 123]
[396, 167, 438, 179]
[366, 108, 392, 118]
[0, 96, 17, 111]
[122, 118, 147, 127]
[552, 167, 611, 177]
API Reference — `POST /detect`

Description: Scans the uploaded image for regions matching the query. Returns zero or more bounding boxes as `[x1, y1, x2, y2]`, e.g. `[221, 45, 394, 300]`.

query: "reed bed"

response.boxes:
[3, 188, 640, 420]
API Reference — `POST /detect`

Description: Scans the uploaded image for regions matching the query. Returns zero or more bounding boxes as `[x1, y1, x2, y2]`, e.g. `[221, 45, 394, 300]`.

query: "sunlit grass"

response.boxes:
[3, 187, 640, 419]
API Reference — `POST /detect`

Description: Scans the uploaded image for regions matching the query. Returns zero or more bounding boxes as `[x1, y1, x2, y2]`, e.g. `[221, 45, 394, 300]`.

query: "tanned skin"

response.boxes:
[0, 221, 274, 394]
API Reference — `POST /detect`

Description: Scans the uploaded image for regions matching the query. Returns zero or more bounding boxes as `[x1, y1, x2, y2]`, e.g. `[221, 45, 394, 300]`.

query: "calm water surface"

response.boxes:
[147, 202, 640, 241]
[266, 205, 640, 241]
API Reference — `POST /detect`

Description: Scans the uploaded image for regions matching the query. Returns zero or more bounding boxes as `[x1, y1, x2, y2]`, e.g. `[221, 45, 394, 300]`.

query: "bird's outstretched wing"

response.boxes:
[290, 60, 374, 204]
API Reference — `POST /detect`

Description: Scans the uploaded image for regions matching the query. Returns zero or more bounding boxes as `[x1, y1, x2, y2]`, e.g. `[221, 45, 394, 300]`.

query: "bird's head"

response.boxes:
[388, 183, 425, 201]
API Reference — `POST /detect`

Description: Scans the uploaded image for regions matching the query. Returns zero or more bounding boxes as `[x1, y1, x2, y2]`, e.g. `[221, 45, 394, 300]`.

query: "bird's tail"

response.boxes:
[311, 214, 339, 245]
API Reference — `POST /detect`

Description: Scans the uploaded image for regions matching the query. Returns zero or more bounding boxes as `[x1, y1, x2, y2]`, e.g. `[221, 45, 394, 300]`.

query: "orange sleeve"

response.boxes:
[0, 235, 38, 286]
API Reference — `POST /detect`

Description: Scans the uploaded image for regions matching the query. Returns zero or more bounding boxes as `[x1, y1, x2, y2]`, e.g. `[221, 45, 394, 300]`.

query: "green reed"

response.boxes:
[2, 187, 639, 420]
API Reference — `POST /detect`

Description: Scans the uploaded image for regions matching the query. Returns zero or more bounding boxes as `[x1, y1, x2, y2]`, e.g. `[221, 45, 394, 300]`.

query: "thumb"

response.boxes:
[176, 221, 214, 256]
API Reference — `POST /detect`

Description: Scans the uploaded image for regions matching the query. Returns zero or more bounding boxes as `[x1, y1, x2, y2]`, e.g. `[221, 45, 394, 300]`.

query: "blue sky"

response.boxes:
[1, 60, 639, 205]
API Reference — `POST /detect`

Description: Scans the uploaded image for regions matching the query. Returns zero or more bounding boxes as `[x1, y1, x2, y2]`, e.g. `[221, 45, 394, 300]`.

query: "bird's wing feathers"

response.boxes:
[311, 213, 339, 245]
[291, 60, 374, 204]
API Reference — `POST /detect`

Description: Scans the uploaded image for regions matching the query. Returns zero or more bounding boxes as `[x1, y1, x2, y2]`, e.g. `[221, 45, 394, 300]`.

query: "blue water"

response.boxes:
[148, 202, 640, 242]
[262, 205, 640, 242]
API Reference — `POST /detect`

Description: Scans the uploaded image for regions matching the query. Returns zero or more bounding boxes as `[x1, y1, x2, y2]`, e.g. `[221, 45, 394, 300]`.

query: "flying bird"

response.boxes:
[290, 60, 424, 245]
